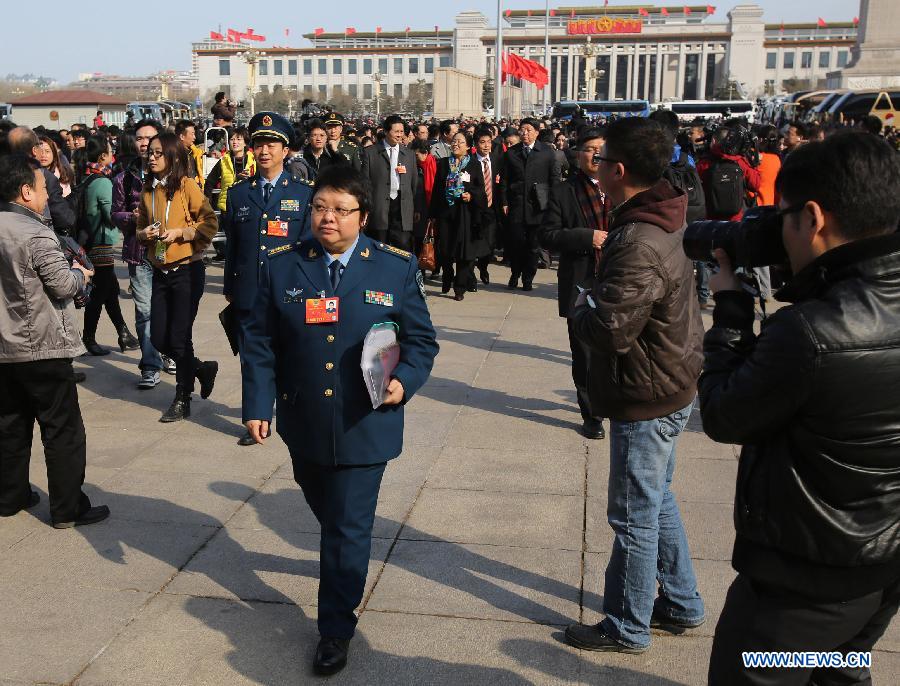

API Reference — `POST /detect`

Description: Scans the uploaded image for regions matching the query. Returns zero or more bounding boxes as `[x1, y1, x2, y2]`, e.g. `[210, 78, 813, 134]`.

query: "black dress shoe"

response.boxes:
[453, 292, 465, 301]
[522, 282, 534, 292]
[53, 505, 110, 529]
[238, 431, 257, 446]
[117, 328, 140, 352]
[82, 339, 110, 356]
[467, 284, 477, 293]
[564, 623, 648, 654]
[73, 371, 87, 383]
[650, 609, 706, 635]
[313, 637, 349, 676]
[507, 275, 519, 290]
[160, 389, 191, 423]
[479, 268, 490, 285]
[196, 361, 219, 399]
[581, 419, 605, 440]
[0, 490, 40, 517]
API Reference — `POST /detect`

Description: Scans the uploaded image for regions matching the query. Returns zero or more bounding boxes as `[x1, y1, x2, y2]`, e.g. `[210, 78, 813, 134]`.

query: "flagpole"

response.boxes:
[495, 0, 503, 120]
[543, 0, 550, 114]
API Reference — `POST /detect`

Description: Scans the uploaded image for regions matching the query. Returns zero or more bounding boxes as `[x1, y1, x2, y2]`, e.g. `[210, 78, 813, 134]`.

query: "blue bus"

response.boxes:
[552, 99, 651, 120]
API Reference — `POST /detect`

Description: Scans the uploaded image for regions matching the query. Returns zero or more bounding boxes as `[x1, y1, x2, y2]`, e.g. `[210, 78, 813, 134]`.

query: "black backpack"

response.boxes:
[663, 153, 706, 225]
[705, 158, 746, 217]
[67, 175, 102, 249]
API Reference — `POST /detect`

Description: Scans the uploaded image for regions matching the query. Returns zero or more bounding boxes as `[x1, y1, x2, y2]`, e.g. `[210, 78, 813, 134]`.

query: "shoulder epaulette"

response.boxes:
[230, 177, 248, 188]
[376, 242, 412, 261]
[267, 242, 299, 258]
[290, 174, 314, 187]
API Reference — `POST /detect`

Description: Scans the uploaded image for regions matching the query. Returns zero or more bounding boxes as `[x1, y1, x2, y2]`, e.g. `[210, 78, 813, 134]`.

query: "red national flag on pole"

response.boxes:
[505, 10, 512, 18]
[405, 26, 411, 33]
[210, 31, 224, 41]
[527, 10, 532, 17]
[505, 52, 549, 90]
[549, 9, 556, 17]
[314, 27, 325, 36]
[661, 8, 670, 17]
[817, 17, 827, 28]
[706, 5, 716, 14]
[779, 22, 784, 33]
[227, 28, 242, 42]
[853, 16, 859, 25]
[375, 26, 382, 33]
[684, 6, 692, 15]
[284, 28, 290, 37]
[434, 25, 439, 32]
[604, 0, 609, 6]
[345, 27, 357, 35]
[639, 8, 650, 17]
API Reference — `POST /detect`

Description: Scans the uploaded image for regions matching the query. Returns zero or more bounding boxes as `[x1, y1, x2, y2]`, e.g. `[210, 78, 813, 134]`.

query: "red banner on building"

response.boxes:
[567, 18, 643, 35]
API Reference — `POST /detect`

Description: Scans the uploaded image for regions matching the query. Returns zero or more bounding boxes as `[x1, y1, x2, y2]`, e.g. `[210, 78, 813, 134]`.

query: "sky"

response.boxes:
[6, 0, 859, 84]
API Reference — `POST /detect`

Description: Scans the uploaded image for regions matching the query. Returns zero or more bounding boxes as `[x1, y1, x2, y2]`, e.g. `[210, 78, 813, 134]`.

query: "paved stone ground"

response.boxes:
[2, 260, 897, 685]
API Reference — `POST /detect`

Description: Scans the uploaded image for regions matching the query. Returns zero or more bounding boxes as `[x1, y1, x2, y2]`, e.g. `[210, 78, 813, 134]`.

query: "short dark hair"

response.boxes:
[85, 134, 110, 164]
[0, 154, 39, 203]
[409, 139, 431, 155]
[520, 117, 540, 130]
[648, 108, 679, 141]
[215, 91, 226, 102]
[788, 121, 807, 138]
[71, 128, 88, 139]
[383, 114, 405, 132]
[439, 119, 455, 136]
[604, 118, 670, 186]
[776, 131, 900, 240]
[474, 126, 493, 143]
[861, 115, 883, 135]
[576, 127, 606, 149]
[305, 118, 326, 135]
[174, 119, 195, 137]
[313, 165, 371, 215]
[134, 118, 163, 136]
[229, 126, 250, 147]
[453, 130, 474, 148]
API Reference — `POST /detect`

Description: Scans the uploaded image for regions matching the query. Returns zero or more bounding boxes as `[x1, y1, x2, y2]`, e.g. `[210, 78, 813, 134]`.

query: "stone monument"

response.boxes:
[829, 0, 900, 88]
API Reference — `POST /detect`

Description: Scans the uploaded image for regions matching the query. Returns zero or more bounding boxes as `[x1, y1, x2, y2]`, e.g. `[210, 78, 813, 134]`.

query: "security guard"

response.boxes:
[222, 111, 313, 445]
[242, 165, 438, 676]
[324, 112, 362, 172]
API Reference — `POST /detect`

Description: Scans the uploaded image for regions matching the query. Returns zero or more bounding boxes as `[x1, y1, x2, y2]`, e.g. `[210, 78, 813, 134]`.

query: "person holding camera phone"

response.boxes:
[0, 154, 110, 528]
[700, 132, 900, 685]
[137, 132, 219, 423]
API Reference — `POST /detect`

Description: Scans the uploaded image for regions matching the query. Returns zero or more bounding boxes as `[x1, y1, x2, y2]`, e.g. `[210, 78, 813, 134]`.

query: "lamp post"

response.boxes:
[237, 48, 266, 116]
[580, 36, 600, 100]
[373, 72, 384, 118]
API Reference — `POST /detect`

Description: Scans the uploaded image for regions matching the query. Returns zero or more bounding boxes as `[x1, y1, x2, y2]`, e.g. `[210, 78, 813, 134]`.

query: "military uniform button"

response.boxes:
[261, 230, 266, 234]
[282, 393, 288, 400]
[325, 362, 334, 371]
[262, 213, 268, 219]
[260, 245, 267, 250]
[326, 334, 335, 343]
[324, 389, 333, 397]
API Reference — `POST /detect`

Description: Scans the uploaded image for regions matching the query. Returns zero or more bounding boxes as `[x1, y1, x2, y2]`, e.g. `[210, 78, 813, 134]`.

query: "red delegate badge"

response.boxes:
[306, 297, 340, 324]
[267, 220, 288, 237]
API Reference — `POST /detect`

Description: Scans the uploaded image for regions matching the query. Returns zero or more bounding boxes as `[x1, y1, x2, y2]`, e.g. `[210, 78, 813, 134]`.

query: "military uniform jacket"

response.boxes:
[222, 172, 313, 311]
[241, 235, 439, 466]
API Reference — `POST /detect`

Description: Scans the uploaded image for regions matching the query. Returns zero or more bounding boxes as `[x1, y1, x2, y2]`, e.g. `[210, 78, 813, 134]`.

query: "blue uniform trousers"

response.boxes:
[293, 460, 387, 639]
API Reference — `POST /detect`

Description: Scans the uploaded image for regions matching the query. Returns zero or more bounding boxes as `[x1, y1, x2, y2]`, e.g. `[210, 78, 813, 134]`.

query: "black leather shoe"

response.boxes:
[117, 328, 140, 352]
[73, 371, 87, 383]
[564, 623, 648, 654]
[82, 339, 110, 356]
[313, 637, 349, 676]
[160, 389, 191, 423]
[196, 361, 219, 399]
[453, 292, 465, 301]
[507, 275, 519, 290]
[522, 282, 534, 292]
[650, 609, 705, 635]
[0, 490, 40, 517]
[238, 431, 257, 446]
[581, 419, 605, 440]
[479, 267, 490, 285]
[53, 505, 110, 529]
[467, 284, 477, 293]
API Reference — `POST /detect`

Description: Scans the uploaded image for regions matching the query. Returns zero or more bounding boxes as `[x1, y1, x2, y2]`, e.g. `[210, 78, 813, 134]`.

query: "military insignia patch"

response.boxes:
[262, 115, 273, 126]
[365, 290, 394, 307]
[268, 243, 296, 258]
[360, 247, 370, 259]
[280, 199, 300, 212]
[284, 287, 304, 303]
[308, 248, 318, 258]
[416, 269, 426, 300]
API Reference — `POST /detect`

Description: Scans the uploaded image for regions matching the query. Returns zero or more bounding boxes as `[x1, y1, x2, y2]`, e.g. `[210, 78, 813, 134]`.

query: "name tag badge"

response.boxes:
[306, 297, 339, 324]
[267, 220, 289, 237]
[280, 199, 300, 212]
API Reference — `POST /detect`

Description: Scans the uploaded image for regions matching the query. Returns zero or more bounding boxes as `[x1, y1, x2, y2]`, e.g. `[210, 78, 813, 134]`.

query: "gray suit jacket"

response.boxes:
[361, 142, 418, 235]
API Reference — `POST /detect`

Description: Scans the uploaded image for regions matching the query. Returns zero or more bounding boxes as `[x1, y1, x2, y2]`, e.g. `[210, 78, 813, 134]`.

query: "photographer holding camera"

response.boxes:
[0, 154, 110, 528]
[699, 132, 900, 685]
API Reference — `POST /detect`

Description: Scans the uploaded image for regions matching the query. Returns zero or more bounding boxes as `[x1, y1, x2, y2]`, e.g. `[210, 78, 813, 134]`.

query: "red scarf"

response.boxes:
[417, 153, 437, 206]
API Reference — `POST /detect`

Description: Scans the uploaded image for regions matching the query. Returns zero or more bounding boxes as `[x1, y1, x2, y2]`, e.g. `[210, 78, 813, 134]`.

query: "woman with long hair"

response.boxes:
[36, 135, 75, 196]
[136, 132, 219, 422]
[80, 134, 140, 355]
[204, 126, 255, 212]
[112, 131, 139, 176]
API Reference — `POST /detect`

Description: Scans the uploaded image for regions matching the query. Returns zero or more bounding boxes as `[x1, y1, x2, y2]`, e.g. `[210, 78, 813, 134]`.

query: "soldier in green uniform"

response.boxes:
[324, 112, 362, 173]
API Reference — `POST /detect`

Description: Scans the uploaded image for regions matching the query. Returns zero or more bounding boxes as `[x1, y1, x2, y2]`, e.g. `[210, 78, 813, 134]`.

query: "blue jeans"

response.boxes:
[128, 261, 162, 372]
[694, 261, 711, 303]
[601, 401, 705, 649]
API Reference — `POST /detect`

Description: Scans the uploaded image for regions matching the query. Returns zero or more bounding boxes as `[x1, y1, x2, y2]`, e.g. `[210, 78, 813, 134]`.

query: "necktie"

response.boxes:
[263, 182, 272, 204]
[389, 146, 400, 200]
[483, 158, 492, 207]
[523, 145, 530, 159]
[329, 260, 342, 292]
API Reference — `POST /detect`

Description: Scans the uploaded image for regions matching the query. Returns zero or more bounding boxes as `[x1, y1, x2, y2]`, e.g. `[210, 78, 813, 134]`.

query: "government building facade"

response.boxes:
[194, 4, 858, 111]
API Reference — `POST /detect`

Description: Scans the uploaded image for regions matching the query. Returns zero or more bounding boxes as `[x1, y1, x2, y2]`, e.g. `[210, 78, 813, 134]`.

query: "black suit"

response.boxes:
[473, 151, 503, 280]
[361, 142, 417, 252]
[499, 141, 561, 285]
[539, 176, 607, 424]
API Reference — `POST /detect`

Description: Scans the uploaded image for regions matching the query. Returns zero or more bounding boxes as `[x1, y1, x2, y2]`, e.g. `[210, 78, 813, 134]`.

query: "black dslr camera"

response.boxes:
[683, 206, 787, 269]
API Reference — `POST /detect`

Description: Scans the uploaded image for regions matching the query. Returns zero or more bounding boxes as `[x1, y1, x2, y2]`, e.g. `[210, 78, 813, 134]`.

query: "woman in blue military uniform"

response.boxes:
[241, 166, 438, 676]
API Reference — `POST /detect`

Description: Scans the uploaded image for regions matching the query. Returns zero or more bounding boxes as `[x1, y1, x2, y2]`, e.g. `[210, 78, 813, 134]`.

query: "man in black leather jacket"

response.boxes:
[700, 131, 900, 686]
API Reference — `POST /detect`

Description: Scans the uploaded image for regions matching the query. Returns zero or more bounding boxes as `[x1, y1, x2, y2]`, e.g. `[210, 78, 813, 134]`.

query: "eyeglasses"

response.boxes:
[592, 155, 622, 165]
[312, 203, 360, 218]
[147, 150, 164, 159]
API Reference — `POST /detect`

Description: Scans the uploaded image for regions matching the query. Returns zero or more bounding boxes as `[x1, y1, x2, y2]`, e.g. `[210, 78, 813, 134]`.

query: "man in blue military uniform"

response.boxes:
[242, 166, 438, 676]
[222, 110, 313, 445]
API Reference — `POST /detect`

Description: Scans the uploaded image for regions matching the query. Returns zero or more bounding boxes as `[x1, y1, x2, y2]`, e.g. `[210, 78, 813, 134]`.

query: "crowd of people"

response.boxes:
[0, 95, 899, 683]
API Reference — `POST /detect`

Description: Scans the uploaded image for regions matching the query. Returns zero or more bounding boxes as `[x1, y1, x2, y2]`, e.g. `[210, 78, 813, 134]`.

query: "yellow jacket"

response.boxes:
[189, 144, 205, 190]
[218, 150, 256, 212]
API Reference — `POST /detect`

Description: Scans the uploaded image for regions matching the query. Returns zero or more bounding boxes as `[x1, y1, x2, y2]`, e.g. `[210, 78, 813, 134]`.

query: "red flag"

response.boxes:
[210, 31, 224, 41]
[779, 22, 784, 33]
[684, 6, 692, 15]
[604, 0, 609, 6]
[284, 28, 290, 37]
[505, 10, 512, 18]
[314, 27, 324, 36]
[375, 26, 382, 33]
[345, 27, 357, 35]
[706, 5, 716, 14]
[527, 10, 532, 17]
[639, 8, 650, 17]
[227, 28, 242, 42]
[570, 9, 575, 18]
[661, 8, 670, 17]
[405, 26, 411, 33]
[549, 9, 556, 17]
[434, 25, 439, 32]
[817, 17, 826, 28]
[853, 16, 859, 25]
[504, 53, 549, 90]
